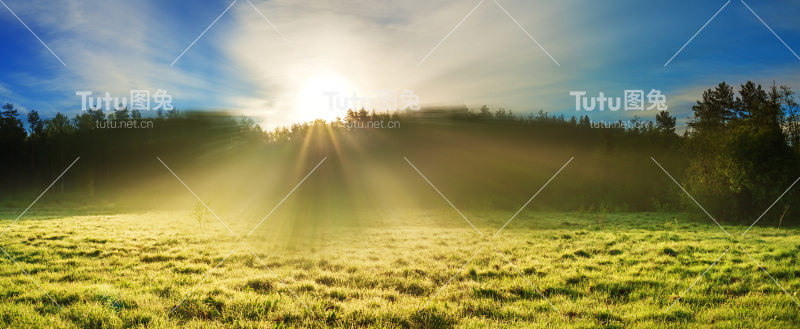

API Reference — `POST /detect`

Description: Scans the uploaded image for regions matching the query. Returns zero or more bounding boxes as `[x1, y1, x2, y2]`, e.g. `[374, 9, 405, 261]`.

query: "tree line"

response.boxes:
[1, 81, 798, 226]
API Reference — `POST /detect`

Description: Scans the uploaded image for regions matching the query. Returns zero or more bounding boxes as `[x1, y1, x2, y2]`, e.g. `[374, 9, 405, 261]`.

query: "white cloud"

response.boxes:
[2, 0, 798, 130]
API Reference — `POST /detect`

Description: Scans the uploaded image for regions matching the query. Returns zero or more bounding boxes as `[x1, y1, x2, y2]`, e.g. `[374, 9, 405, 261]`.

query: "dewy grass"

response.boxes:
[0, 209, 798, 328]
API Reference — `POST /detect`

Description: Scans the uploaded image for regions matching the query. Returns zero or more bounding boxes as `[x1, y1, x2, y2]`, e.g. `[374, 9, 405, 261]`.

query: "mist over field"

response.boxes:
[3, 0, 800, 327]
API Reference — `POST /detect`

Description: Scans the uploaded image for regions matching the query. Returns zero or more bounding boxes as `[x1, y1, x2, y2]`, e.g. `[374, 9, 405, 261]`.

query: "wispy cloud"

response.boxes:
[0, 0, 798, 129]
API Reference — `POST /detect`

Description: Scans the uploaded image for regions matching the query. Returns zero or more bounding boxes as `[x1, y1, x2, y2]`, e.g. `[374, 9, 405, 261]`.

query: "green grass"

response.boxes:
[0, 208, 798, 328]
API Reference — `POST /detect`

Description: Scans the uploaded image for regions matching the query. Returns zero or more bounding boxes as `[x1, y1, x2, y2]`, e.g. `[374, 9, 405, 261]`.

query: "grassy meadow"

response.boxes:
[0, 207, 798, 328]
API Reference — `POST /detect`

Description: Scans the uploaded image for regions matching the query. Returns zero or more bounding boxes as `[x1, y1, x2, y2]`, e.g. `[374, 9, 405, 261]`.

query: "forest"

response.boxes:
[1, 80, 799, 226]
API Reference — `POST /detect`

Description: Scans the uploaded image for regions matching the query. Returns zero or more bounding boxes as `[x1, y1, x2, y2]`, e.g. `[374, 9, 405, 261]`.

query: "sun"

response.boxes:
[296, 74, 351, 122]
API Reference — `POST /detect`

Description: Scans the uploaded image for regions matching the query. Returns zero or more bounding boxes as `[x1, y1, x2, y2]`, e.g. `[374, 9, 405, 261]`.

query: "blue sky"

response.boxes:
[1, 0, 799, 130]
